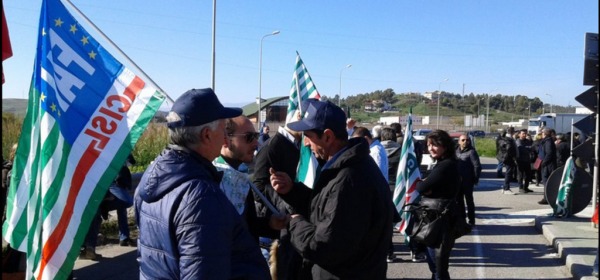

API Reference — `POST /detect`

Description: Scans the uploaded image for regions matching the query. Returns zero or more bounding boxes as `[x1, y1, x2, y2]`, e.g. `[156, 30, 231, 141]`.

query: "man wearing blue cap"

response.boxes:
[134, 88, 269, 280]
[270, 100, 394, 279]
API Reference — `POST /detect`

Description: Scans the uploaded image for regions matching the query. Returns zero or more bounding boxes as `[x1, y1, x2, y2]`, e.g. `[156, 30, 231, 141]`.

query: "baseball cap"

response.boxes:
[287, 100, 346, 134]
[167, 88, 242, 128]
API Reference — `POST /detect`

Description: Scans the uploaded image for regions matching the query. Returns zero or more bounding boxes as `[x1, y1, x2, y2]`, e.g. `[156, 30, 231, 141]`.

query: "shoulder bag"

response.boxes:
[533, 157, 542, 170]
[404, 197, 453, 247]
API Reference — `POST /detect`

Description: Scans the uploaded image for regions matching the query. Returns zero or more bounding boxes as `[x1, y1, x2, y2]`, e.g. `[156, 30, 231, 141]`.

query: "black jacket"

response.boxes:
[556, 141, 570, 167]
[288, 137, 394, 279]
[455, 146, 481, 186]
[540, 136, 557, 169]
[416, 157, 460, 199]
[515, 138, 533, 163]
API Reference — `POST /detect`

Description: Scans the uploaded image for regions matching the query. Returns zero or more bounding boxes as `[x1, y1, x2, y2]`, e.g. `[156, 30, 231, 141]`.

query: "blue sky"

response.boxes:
[3, 0, 598, 109]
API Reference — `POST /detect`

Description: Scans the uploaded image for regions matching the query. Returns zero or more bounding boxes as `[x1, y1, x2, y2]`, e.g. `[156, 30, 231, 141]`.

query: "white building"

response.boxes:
[379, 115, 423, 126]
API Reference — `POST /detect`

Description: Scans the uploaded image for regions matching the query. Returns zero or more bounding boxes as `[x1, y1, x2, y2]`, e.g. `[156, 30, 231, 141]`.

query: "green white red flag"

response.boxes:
[553, 156, 575, 217]
[287, 52, 321, 188]
[1, 0, 165, 279]
[393, 108, 422, 235]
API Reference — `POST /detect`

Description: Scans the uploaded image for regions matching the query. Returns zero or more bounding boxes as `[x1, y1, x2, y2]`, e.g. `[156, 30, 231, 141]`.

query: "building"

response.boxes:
[241, 96, 288, 125]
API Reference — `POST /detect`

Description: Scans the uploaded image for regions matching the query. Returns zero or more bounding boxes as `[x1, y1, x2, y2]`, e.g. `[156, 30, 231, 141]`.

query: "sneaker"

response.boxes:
[523, 188, 534, 193]
[502, 189, 516, 195]
[119, 238, 137, 247]
[412, 252, 426, 263]
[518, 189, 526, 193]
[386, 253, 397, 263]
[79, 247, 101, 261]
[538, 199, 548, 205]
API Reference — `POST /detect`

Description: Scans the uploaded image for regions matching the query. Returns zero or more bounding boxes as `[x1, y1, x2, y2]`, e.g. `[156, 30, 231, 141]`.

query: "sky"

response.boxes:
[3, 0, 599, 109]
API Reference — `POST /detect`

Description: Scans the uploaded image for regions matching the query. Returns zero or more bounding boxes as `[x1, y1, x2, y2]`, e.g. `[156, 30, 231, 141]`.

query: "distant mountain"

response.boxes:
[2, 98, 28, 117]
[2, 98, 172, 119]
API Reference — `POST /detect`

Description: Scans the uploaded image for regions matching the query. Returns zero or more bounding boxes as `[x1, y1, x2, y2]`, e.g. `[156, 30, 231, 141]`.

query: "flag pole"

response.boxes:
[62, 0, 174, 105]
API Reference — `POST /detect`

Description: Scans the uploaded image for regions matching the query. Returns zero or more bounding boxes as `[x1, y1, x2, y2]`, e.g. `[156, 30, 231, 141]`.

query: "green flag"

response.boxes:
[287, 52, 321, 188]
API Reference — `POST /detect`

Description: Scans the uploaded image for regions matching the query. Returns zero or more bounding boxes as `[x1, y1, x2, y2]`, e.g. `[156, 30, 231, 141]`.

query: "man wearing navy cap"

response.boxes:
[270, 100, 394, 279]
[134, 88, 269, 280]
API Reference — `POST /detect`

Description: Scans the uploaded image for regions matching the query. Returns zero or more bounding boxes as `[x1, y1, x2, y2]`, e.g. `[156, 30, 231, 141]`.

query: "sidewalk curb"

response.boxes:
[535, 215, 598, 280]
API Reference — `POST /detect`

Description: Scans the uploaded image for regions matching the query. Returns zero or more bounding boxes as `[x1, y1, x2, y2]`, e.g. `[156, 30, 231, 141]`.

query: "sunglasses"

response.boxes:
[459, 139, 469, 142]
[228, 132, 260, 143]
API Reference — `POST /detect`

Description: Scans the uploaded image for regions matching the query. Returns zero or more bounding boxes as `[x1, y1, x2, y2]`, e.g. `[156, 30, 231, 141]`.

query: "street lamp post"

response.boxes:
[338, 64, 352, 107]
[436, 78, 449, 129]
[486, 88, 497, 133]
[257, 30, 280, 129]
[545, 93, 553, 114]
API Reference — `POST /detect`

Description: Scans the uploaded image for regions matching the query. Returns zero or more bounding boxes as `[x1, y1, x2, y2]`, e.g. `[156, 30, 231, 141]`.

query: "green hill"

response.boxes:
[2, 98, 28, 117]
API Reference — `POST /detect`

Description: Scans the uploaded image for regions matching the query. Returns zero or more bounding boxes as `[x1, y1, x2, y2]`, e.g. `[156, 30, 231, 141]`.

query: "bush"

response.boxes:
[131, 123, 168, 172]
[474, 138, 496, 158]
[2, 113, 23, 159]
[2, 112, 167, 172]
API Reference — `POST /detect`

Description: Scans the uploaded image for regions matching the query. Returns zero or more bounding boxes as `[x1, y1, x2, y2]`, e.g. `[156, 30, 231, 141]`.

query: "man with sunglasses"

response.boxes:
[134, 89, 269, 279]
[270, 100, 394, 279]
[213, 116, 288, 240]
[456, 133, 482, 226]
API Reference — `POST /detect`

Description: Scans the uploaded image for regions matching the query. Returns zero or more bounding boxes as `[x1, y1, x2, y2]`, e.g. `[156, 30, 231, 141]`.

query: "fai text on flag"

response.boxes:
[2, 0, 166, 279]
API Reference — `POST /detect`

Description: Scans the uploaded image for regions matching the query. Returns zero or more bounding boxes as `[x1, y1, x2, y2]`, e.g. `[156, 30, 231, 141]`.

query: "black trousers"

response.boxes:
[457, 184, 475, 224]
[517, 161, 532, 190]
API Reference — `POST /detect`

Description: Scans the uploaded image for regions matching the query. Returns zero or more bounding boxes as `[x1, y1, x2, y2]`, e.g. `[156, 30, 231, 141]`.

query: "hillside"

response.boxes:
[2, 98, 28, 117]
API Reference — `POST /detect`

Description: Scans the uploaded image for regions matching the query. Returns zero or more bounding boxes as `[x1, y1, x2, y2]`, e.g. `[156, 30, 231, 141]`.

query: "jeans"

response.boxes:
[496, 161, 503, 176]
[503, 163, 516, 190]
[103, 185, 133, 241]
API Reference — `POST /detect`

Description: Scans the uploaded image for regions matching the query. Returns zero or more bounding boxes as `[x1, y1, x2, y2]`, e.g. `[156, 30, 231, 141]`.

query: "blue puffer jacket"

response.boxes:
[134, 145, 269, 280]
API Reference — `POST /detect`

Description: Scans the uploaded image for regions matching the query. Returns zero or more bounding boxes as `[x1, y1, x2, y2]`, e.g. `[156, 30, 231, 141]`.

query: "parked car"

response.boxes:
[468, 130, 485, 138]
[413, 129, 432, 141]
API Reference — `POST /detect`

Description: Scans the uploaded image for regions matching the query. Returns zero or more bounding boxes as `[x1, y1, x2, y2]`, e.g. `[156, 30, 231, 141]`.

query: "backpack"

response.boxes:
[496, 137, 516, 164]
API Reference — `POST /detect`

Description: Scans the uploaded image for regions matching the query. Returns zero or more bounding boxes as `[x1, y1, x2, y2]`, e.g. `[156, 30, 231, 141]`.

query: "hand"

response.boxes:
[270, 168, 293, 195]
[268, 213, 291, 230]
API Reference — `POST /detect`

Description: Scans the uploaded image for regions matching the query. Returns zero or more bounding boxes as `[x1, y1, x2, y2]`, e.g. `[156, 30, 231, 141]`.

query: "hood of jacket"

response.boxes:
[138, 145, 223, 203]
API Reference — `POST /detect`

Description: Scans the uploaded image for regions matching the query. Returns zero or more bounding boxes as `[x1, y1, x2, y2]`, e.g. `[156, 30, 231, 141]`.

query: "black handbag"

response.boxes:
[405, 198, 453, 247]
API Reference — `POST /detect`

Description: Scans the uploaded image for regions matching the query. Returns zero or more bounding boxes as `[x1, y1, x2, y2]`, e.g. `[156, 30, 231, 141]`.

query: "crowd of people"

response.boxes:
[128, 88, 494, 280]
[494, 126, 586, 205]
[6, 87, 596, 279]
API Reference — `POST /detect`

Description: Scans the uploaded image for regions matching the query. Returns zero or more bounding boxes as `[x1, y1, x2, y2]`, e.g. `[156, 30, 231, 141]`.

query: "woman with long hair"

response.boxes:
[416, 130, 460, 280]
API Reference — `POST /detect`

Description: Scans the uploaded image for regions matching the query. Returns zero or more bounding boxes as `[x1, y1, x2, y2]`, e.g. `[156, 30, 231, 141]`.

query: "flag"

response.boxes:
[287, 51, 321, 189]
[2, 4, 13, 84]
[553, 156, 575, 217]
[393, 108, 422, 236]
[2, 0, 166, 279]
